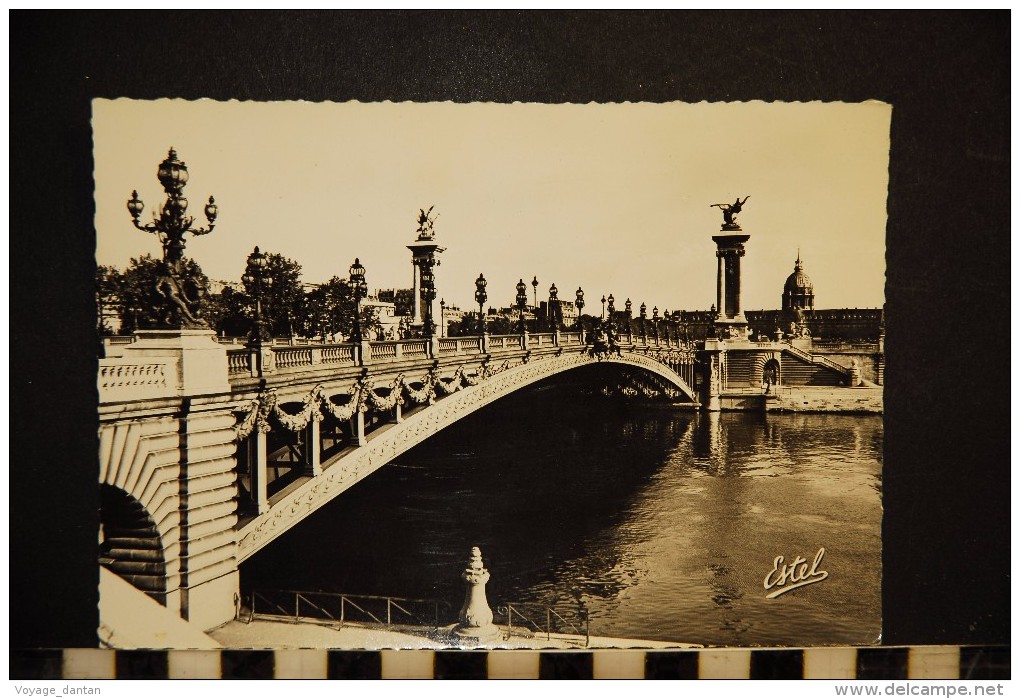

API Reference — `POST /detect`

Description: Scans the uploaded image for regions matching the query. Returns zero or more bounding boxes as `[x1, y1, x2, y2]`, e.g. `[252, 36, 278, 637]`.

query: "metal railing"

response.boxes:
[495, 602, 590, 647]
[249, 589, 451, 630]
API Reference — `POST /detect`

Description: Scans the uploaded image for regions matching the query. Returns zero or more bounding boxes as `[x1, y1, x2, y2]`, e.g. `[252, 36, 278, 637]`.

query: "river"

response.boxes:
[241, 375, 882, 647]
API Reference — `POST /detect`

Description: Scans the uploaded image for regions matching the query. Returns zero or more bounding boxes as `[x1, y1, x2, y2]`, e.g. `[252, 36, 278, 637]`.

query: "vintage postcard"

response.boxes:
[93, 99, 888, 650]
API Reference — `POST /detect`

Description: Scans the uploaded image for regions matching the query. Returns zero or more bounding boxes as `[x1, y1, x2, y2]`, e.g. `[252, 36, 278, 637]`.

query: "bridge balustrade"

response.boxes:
[368, 341, 399, 360]
[488, 334, 525, 351]
[321, 345, 355, 365]
[274, 347, 313, 369]
[400, 340, 429, 358]
[438, 337, 484, 354]
[226, 349, 250, 375]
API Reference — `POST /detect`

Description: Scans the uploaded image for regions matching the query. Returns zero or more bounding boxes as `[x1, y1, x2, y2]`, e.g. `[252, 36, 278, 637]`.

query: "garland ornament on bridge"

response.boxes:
[232, 344, 695, 444]
[235, 380, 368, 440]
[127, 148, 218, 329]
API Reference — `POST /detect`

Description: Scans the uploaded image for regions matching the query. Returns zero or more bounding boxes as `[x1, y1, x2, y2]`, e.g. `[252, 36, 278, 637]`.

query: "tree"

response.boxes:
[241, 252, 305, 338]
[205, 286, 252, 338]
[484, 314, 515, 336]
[96, 264, 122, 336]
[117, 254, 210, 334]
[303, 276, 356, 341]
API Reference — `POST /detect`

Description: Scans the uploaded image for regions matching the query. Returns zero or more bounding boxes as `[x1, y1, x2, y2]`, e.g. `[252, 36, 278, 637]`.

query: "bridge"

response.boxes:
[96, 150, 879, 639]
[97, 321, 873, 633]
[98, 327, 705, 631]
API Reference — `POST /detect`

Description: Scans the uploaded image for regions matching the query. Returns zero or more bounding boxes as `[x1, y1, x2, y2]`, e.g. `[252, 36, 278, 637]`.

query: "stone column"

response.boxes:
[350, 411, 367, 447]
[453, 547, 500, 642]
[305, 420, 321, 477]
[716, 251, 725, 317]
[253, 430, 270, 513]
[412, 260, 422, 325]
[732, 252, 743, 317]
[705, 352, 722, 412]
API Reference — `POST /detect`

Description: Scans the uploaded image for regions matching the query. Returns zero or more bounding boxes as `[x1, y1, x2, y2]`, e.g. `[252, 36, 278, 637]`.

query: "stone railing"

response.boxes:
[369, 341, 399, 360]
[321, 345, 355, 365]
[98, 358, 172, 401]
[487, 335, 525, 351]
[811, 340, 881, 353]
[401, 340, 429, 358]
[274, 347, 313, 369]
[227, 348, 251, 375]
[783, 344, 851, 377]
[438, 337, 483, 354]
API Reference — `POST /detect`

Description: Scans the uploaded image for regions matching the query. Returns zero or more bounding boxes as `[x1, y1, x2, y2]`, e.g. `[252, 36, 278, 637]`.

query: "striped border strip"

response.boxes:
[12, 646, 1009, 680]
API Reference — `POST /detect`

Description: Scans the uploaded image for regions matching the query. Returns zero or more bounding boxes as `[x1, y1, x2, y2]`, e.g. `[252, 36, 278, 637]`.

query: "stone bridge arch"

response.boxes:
[237, 349, 696, 560]
[98, 417, 183, 606]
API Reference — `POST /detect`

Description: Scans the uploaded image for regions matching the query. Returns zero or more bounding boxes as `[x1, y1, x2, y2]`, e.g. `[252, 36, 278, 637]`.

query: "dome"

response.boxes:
[784, 258, 814, 293]
[781, 252, 815, 311]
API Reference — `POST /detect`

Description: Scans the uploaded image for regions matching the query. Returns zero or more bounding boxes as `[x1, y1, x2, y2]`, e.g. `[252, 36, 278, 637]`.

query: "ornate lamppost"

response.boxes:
[475, 274, 488, 336]
[548, 283, 559, 330]
[127, 148, 218, 329]
[420, 264, 437, 337]
[516, 279, 529, 335]
[531, 276, 539, 309]
[625, 298, 633, 342]
[640, 302, 647, 342]
[242, 246, 273, 344]
[601, 295, 607, 320]
[652, 306, 660, 343]
[440, 298, 446, 338]
[575, 287, 585, 338]
[349, 258, 367, 343]
[607, 294, 616, 324]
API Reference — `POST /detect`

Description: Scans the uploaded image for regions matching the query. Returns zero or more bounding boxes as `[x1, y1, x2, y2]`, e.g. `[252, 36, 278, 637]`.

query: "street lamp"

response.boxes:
[349, 257, 367, 343]
[607, 294, 615, 320]
[548, 283, 559, 330]
[601, 295, 607, 320]
[652, 306, 660, 343]
[127, 147, 218, 328]
[242, 246, 273, 344]
[475, 274, 488, 335]
[440, 298, 446, 338]
[575, 287, 585, 335]
[625, 298, 633, 341]
[420, 263, 437, 337]
[516, 279, 529, 334]
[531, 276, 539, 309]
[639, 302, 647, 341]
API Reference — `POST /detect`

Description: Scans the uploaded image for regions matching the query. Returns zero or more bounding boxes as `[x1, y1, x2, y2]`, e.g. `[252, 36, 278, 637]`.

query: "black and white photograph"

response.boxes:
[10, 11, 1008, 682]
[92, 99, 887, 650]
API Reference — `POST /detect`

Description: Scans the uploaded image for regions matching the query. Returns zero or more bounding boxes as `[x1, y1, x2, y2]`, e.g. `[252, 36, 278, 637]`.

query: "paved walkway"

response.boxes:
[209, 618, 697, 650]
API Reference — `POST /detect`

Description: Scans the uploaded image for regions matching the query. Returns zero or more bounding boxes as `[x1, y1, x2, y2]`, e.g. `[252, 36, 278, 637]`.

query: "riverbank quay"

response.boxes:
[209, 617, 696, 650]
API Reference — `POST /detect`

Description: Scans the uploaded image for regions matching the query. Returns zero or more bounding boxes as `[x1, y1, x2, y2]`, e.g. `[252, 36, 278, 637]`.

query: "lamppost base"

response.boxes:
[452, 623, 501, 643]
[123, 329, 230, 396]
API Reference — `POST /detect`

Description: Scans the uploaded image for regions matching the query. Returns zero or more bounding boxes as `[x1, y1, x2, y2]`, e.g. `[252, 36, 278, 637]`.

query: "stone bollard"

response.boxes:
[453, 546, 500, 642]
[849, 358, 862, 387]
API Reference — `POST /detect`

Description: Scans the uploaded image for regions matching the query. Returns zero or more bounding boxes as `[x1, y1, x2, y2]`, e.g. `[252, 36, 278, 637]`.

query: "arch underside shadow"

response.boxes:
[237, 350, 697, 561]
[99, 484, 168, 602]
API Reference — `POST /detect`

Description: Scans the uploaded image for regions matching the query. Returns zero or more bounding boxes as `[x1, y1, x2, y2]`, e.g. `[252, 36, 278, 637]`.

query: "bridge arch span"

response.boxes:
[238, 349, 696, 560]
[98, 418, 183, 603]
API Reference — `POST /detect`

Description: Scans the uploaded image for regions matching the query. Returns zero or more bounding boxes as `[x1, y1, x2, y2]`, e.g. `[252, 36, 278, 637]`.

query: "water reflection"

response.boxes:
[241, 377, 881, 647]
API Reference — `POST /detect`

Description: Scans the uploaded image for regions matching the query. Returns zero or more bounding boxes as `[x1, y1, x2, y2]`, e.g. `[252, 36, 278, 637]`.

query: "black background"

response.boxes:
[10, 11, 1009, 649]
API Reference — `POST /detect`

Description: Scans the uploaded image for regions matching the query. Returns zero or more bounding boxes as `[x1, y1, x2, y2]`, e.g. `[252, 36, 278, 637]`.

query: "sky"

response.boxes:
[93, 99, 889, 313]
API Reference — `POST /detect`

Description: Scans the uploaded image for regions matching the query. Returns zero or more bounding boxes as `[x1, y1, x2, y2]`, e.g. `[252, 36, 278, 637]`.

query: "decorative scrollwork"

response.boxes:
[234, 398, 261, 440]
